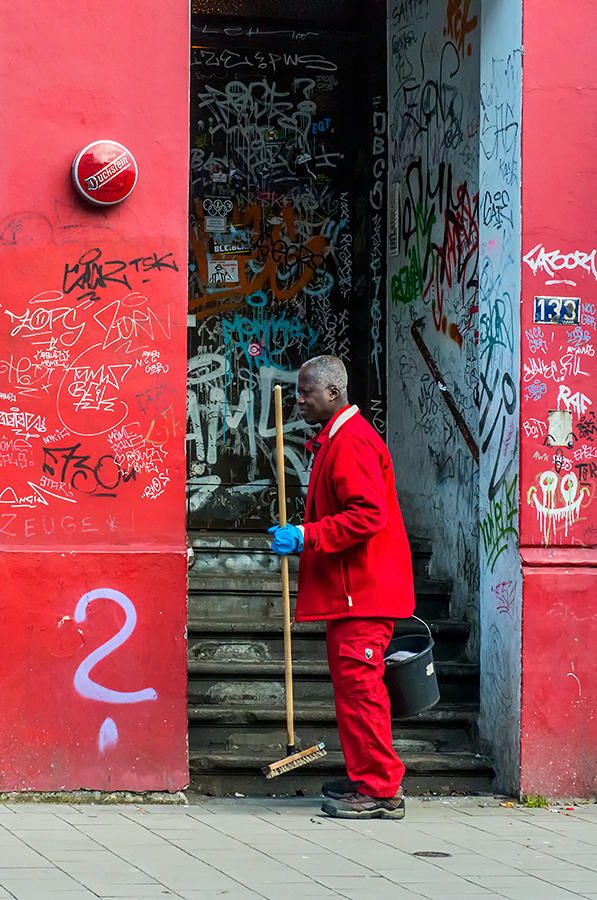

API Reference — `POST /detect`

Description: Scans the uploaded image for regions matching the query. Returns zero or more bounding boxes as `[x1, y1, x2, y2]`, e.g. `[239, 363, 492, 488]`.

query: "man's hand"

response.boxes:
[268, 523, 304, 555]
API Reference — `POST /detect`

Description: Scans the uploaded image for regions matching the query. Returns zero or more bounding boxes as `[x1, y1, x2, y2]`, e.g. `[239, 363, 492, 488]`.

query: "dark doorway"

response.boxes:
[187, 0, 387, 529]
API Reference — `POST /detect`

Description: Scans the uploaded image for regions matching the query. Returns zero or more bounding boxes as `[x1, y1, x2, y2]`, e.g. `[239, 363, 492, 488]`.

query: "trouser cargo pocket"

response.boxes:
[335, 641, 383, 698]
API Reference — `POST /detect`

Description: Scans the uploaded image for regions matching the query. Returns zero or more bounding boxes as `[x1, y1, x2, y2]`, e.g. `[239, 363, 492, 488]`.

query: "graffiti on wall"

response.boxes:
[187, 36, 378, 528]
[476, 4, 523, 796]
[0, 233, 184, 545]
[521, 274, 597, 546]
[387, 0, 480, 623]
[478, 46, 522, 556]
[73, 588, 158, 753]
[0, 221, 187, 786]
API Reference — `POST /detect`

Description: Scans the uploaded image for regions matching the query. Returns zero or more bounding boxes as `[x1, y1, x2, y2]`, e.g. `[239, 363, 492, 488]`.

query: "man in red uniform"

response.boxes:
[269, 355, 415, 819]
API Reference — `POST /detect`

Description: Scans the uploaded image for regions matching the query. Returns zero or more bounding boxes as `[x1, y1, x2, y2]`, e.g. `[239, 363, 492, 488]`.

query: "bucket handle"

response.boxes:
[412, 615, 432, 641]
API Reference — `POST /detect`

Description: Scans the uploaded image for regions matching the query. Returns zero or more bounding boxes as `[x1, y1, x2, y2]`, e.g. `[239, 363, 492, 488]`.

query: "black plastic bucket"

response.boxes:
[383, 619, 440, 717]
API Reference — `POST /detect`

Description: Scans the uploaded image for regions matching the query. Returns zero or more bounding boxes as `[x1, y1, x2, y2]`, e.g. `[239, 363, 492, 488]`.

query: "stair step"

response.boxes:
[190, 748, 491, 774]
[188, 749, 494, 797]
[188, 703, 479, 754]
[188, 575, 450, 594]
[188, 577, 451, 620]
[188, 632, 467, 664]
[194, 731, 442, 755]
[187, 664, 478, 707]
[189, 530, 432, 556]
[187, 617, 469, 638]
[187, 702, 478, 725]
[190, 727, 474, 755]
[188, 530, 433, 577]
[187, 659, 477, 678]
[189, 723, 474, 756]
[187, 617, 470, 663]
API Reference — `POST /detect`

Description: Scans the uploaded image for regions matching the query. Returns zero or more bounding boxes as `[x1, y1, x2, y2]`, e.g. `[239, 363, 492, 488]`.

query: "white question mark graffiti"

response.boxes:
[73, 588, 157, 752]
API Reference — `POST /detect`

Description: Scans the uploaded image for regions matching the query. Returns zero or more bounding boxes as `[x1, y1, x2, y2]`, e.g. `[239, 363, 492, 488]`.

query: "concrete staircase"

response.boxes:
[187, 531, 493, 796]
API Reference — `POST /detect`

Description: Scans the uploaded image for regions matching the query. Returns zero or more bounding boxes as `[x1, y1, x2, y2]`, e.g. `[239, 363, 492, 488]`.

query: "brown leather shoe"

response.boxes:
[321, 787, 406, 820]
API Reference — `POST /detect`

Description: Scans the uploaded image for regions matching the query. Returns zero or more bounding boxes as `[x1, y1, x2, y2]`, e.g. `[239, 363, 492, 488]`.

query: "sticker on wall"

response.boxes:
[204, 216, 227, 232]
[72, 140, 138, 206]
[203, 197, 233, 218]
[264, 128, 286, 143]
[211, 227, 252, 255]
[208, 260, 239, 285]
[534, 296, 580, 326]
[547, 410, 574, 448]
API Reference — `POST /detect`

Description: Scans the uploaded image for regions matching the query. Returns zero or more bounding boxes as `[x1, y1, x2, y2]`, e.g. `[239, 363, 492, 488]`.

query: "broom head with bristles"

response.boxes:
[262, 742, 327, 779]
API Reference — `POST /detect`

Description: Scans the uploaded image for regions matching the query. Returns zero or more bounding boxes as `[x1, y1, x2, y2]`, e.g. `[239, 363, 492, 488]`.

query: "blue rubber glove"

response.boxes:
[268, 523, 304, 555]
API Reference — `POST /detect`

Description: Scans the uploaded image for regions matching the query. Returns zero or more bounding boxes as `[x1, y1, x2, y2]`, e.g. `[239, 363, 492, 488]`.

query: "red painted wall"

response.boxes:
[0, 2, 190, 788]
[520, 0, 597, 796]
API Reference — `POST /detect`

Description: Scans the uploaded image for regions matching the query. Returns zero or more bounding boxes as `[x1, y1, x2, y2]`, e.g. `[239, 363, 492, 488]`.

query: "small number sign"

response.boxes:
[534, 295, 580, 325]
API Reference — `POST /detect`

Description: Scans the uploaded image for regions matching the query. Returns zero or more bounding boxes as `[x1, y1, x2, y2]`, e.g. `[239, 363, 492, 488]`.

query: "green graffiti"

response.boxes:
[391, 202, 435, 306]
[391, 252, 423, 305]
[480, 476, 519, 571]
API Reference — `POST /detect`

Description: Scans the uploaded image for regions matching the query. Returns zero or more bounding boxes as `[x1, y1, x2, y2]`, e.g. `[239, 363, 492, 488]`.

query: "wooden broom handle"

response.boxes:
[274, 385, 295, 752]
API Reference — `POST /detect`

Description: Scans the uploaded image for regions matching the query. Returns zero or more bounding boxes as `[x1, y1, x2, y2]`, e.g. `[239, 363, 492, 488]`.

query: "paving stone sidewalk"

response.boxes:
[0, 794, 595, 900]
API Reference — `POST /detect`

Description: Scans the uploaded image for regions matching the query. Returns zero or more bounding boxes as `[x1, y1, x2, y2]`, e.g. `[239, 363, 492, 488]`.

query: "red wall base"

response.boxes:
[0, 551, 188, 792]
[521, 565, 597, 797]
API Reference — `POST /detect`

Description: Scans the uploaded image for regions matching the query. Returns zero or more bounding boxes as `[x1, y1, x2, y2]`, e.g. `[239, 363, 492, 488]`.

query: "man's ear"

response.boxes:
[328, 386, 340, 400]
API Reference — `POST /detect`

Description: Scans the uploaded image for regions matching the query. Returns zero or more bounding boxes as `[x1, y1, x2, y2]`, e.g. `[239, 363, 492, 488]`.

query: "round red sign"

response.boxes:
[72, 140, 138, 206]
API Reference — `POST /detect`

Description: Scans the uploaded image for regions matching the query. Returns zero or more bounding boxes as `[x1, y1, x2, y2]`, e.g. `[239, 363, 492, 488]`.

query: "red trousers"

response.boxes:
[326, 616, 405, 798]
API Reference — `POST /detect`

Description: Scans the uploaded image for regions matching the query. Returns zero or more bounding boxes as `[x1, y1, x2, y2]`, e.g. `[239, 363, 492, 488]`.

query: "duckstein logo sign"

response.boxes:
[72, 140, 138, 206]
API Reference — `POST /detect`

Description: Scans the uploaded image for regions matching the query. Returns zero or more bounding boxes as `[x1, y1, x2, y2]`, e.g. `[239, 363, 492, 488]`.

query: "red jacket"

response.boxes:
[295, 405, 415, 622]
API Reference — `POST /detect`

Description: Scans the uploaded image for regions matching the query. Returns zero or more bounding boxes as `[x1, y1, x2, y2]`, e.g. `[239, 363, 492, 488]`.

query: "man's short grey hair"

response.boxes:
[302, 355, 348, 394]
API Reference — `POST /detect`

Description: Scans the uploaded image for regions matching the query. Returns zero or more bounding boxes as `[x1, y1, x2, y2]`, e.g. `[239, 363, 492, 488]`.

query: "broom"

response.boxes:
[262, 384, 327, 779]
